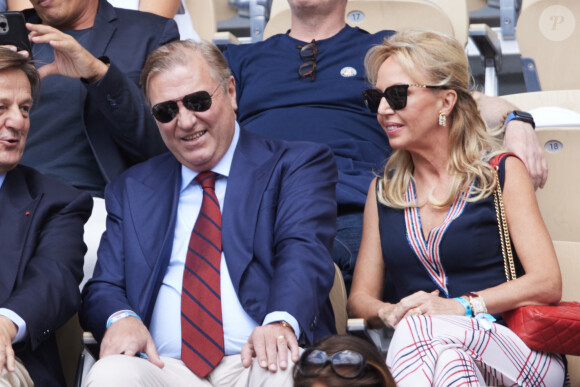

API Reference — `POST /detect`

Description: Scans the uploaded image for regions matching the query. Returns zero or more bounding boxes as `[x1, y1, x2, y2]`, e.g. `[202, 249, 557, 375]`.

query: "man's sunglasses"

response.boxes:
[151, 85, 220, 123]
[296, 349, 366, 379]
[362, 84, 445, 113]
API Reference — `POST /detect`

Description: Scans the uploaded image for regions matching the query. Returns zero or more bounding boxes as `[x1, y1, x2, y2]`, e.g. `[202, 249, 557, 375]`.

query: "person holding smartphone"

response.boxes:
[17, 0, 179, 197]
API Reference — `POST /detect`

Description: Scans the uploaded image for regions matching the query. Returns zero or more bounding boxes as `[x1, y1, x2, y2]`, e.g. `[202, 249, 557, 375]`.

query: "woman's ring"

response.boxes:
[277, 335, 285, 340]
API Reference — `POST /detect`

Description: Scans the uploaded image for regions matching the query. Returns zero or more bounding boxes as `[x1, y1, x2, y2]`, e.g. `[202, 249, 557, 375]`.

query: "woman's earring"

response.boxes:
[439, 112, 446, 127]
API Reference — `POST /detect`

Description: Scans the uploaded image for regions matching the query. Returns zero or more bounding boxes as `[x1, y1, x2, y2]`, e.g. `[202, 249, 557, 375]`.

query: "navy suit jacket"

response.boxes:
[25, 0, 179, 186]
[81, 129, 338, 346]
[0, 166, 92, 386]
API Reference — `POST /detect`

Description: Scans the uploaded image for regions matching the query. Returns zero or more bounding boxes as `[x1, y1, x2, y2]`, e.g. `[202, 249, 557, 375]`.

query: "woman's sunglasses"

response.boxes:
[296, 349, 366, 379]
[151, 85, 220, 123]
[362, 84, 445, 113]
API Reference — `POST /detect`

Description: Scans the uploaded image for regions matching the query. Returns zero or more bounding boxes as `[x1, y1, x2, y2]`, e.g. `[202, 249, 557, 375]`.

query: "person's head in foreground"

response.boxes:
[293, 335, 395, 387]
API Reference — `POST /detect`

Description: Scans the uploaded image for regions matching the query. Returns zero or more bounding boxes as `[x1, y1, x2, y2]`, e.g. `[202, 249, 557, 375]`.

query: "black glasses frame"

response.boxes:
[362, 84, 445, 113]
[297, 39, 318, 80]
[296, 349, 366, 379]
[151, 85, 220, 123]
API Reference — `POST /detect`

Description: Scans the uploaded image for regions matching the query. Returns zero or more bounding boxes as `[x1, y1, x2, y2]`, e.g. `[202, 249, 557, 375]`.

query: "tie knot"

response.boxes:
[195, 171, 217, 190]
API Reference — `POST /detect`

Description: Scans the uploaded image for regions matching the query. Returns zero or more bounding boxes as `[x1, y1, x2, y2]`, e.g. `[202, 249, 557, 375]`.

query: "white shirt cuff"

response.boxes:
[0, 308, 26, 343]
[262, 312, 301, 339]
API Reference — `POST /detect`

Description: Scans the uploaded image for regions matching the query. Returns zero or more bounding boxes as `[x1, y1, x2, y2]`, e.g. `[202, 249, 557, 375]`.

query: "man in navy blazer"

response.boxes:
[80, 40, 337, 385]
[20, 0, 179, 197]
[0, 49, 92, 386]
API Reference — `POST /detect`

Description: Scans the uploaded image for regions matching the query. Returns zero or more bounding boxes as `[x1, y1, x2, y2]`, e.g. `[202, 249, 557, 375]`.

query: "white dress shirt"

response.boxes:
[148, 123, 299, 358]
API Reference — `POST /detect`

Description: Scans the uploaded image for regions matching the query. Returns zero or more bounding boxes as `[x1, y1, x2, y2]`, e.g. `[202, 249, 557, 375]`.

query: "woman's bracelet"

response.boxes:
[464, 292, 488, 316]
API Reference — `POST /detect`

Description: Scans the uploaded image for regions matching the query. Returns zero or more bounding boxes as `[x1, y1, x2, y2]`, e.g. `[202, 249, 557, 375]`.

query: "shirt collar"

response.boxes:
[180, 121, 240, 192]
[0, 173, 6, 190]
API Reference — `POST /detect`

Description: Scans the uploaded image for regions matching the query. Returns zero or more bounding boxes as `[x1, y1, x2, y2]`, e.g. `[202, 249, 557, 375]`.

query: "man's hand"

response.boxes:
[472, 91, 548, 189]
[0, 316, 17, 373]
[26, 23, 108, 82]
[99, 316, 164, 368]
[240, 323, 299, 372]
[503, 120, 548, 189]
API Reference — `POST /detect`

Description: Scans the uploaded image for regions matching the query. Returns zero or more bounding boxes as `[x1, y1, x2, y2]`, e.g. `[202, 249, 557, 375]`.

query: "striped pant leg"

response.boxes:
[386, 315, 565, 387]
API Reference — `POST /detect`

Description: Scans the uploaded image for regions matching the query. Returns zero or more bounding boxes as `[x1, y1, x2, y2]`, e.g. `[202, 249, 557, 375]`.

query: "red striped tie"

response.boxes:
[181, 171, 224, 377]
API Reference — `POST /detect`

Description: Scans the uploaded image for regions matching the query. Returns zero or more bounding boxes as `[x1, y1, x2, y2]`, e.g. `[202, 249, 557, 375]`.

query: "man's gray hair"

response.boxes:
[140, 40, 232, 102]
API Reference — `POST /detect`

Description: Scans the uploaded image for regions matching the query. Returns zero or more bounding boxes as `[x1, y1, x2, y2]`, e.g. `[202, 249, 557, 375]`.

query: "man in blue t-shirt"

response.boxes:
[224, 0, 545, 292]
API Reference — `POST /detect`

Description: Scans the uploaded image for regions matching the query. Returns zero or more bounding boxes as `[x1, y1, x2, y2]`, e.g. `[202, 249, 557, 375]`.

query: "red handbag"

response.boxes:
[502, 302, 580, 355]
[491, 154, 580, 355]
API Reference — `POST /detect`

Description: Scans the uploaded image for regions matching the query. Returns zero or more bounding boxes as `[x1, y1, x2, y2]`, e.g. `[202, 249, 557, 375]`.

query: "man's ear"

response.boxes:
[227, 75, 237, 111]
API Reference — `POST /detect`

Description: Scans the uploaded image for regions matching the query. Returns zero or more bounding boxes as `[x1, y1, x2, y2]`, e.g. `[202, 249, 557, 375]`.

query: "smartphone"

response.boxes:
[0, 12, 31, 56]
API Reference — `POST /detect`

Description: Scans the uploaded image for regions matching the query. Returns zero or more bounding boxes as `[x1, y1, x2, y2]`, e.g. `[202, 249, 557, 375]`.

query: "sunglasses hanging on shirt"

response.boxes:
[297, 39, 318, 80]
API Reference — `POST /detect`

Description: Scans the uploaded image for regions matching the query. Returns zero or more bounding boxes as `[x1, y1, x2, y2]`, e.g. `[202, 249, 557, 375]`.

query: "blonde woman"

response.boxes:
[348, 28, 565, 386]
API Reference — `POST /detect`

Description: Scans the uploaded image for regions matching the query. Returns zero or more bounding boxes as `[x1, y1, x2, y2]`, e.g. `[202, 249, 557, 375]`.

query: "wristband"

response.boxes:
[454, 297, 473, 317]
[106, 311, 141, 328]
[475, 313, 496, 331]
[475, 313, 496, 322]
[504, 110, 535, 130]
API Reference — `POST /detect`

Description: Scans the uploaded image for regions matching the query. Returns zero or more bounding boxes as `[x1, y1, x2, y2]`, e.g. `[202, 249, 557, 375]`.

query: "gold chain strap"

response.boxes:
[492, 164, 517, 281]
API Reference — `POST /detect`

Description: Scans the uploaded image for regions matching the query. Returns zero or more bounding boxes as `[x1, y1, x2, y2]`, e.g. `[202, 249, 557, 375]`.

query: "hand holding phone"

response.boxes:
[0, 12, 32, 56]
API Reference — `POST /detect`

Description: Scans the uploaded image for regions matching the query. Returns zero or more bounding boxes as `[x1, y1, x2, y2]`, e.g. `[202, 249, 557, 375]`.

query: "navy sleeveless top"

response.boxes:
[377, 155, 523, 303]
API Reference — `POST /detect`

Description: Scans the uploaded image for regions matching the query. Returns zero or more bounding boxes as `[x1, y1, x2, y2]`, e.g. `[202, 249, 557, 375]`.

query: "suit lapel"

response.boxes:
[88, 0, 117, 59]
[125, 155, 181, 323]
[222, 131, 281, 291]
[126, 155, 181, 270]
[0, 168, 41, 302]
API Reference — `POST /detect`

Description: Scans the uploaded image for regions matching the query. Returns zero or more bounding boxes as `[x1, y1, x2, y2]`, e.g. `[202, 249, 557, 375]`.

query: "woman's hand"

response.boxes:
[379, 290, 466, 328]
[377, 302, 402, 329]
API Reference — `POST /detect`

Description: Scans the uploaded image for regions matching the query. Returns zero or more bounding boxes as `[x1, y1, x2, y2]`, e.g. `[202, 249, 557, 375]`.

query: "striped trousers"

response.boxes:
[387, 315, 566, 386]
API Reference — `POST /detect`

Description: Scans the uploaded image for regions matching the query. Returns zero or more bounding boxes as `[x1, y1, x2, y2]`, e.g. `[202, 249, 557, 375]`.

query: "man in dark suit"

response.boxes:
[0, 49, 92, 386]
[80, 40, 337, 386]
[19, 0, 179, 197]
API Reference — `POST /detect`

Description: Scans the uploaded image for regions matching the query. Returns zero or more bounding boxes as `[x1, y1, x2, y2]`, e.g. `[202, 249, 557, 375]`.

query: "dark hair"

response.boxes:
[293, 335, 395, 387]
[0, 48, 40, 99]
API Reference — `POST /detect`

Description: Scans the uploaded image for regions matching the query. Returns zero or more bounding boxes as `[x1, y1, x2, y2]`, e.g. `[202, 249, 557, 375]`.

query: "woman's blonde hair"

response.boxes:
[365, 28, 503, 208]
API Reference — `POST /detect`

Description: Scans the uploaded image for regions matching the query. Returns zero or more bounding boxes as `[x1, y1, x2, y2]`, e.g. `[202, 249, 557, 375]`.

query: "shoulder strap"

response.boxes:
[489, 152, 519, 169]
[491, 154, 518, 282]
